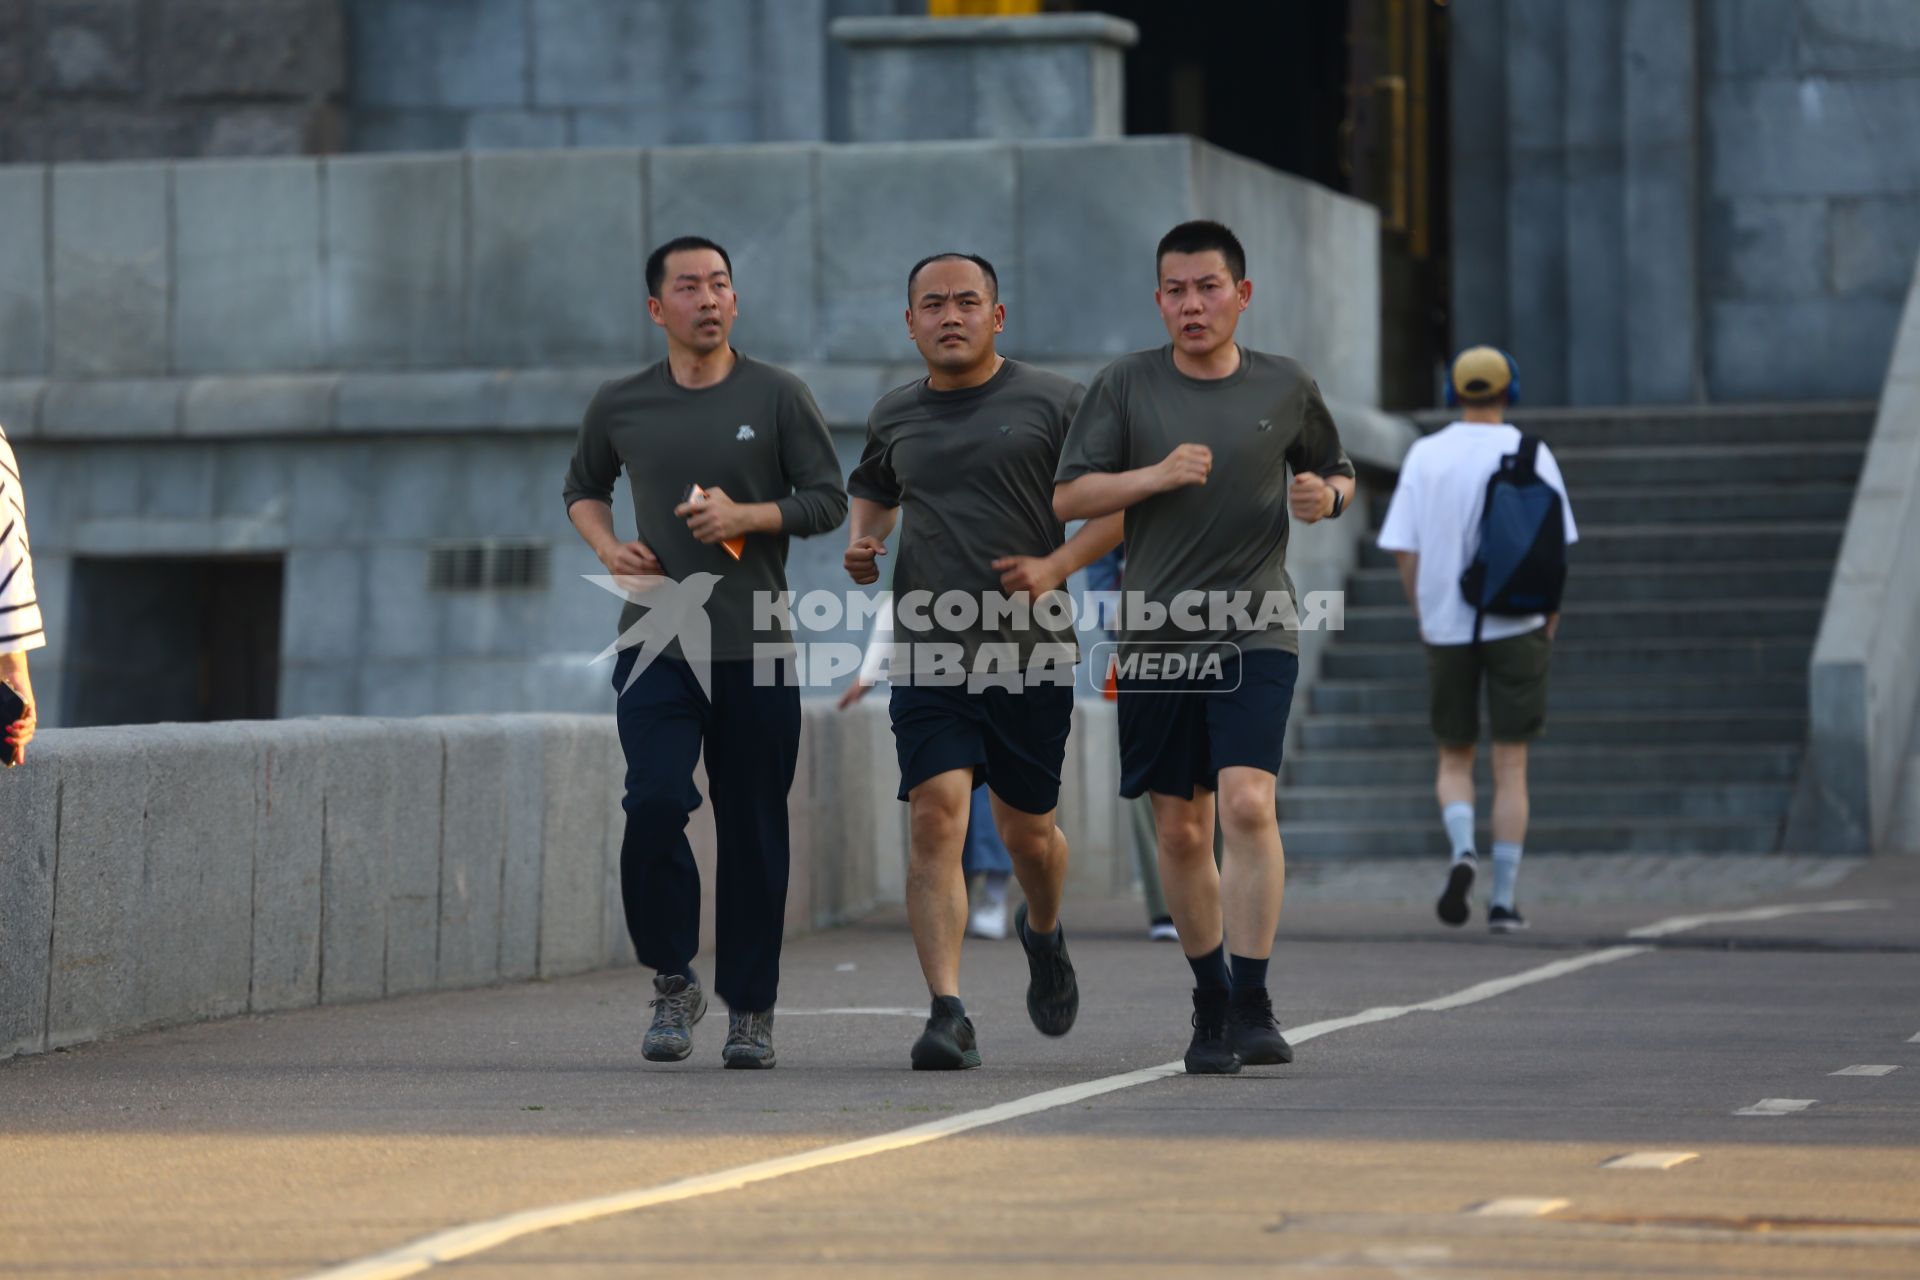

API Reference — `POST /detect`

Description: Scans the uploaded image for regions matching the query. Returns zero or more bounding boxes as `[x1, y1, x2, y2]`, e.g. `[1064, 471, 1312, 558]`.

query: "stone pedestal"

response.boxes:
[830, 13, 1138, 143]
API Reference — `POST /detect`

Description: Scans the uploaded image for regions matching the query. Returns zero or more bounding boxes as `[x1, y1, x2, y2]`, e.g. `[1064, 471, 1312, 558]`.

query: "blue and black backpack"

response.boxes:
[1459, 435, 1567, 646]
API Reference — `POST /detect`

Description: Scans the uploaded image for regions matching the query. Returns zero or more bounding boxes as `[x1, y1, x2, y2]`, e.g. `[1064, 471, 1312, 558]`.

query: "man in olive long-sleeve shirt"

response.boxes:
[563, 236, 847, 1070]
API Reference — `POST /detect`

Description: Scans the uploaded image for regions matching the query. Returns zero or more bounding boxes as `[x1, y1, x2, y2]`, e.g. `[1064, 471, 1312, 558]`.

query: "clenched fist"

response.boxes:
[1289, 471, 1335, 523]
[1155, 443, 1212, 492]
[844, 535, 888, 585]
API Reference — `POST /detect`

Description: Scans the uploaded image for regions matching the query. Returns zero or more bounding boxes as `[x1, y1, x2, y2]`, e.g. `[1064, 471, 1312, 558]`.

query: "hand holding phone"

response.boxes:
[0, 680, 26, 768]
[678, 484, 746, 560]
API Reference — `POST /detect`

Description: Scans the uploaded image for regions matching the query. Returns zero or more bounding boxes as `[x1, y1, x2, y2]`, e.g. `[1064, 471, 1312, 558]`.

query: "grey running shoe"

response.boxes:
[1436, 858, 1476, 927]
[1488, 904, 1529, 934]
[1014, 902, 1079, 1037]
[722, 1007, 777, 1070]
[642, 973, 707, 1062]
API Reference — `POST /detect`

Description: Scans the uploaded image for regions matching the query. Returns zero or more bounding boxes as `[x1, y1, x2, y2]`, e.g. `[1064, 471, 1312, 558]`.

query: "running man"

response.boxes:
[1376, 346, 1578, 933]
[1053, 220, 1355, 1074]
[563, 235, 848, 1069]
[844, 251, 1122, 1070]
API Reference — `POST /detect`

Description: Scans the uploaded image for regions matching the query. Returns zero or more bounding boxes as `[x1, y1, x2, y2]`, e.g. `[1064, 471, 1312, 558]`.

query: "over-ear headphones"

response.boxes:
[1445, 347, 1521, 408]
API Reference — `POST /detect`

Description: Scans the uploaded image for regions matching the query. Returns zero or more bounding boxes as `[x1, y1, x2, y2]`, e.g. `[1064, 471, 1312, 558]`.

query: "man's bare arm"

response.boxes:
[568, 498, 663, 577]
[844, 496, 899, 585]
[1052, 444, 1211, 521]
[1392, 550, 1420, 625]
[993, 512, 1126, 597]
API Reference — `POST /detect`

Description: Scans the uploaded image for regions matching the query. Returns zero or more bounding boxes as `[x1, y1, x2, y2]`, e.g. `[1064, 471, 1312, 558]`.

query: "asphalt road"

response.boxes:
[3, 858, 1917, 1279]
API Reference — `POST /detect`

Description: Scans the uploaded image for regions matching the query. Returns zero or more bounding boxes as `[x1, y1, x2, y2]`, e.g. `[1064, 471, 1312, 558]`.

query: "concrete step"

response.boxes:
[1357, 522, 1844, 569]
[1282, 745, 1802, 787]
[1319, 638, 1812, 681]
[1299, 710, 1805, 751]
[1549, 443, 1866, 488]
[1345, 561, 1835, 607]
[1338, 600, 1822, 645]
[1370, 484, 1855, 529]
[1278, 816, 1785, 858]
[1408, 403, 1875, 450]
[1307, 677, 1805, 716]
[1276, 783, 1793, 823]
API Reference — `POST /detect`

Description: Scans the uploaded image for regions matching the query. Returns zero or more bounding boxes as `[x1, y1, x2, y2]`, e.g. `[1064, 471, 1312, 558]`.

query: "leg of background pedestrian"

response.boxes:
[963, 782, 1012, 940]
[1488, 740, 1530, 931]
[1129, 794, 1177, 938]
[1434, 743, 1478, 926]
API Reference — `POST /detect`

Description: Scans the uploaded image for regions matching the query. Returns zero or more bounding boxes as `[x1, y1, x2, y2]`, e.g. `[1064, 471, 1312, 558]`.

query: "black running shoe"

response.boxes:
[911, 996, 981, 1070]
[1014, 902, 1079, 1037]
[1488, 904, 1529, 934]
[1228, 986, 1293, 1065]
[1436, 858, 1476, 927]
[1184, 988, 1241, 1075]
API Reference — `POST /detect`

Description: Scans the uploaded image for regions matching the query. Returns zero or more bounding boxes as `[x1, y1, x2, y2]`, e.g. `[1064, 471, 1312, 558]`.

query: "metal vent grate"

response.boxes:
[427, 541, 551, 592]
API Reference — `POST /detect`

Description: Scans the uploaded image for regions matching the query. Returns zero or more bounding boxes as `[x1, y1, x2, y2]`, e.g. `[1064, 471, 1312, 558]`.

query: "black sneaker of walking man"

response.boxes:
[1436, 857, 1475, 927]
[722, 1008, 776, 1069]
[1014, 902, 1079, 1036]
[1184, 987, 1240, 1075]
[1488, 904, 1529, 934]
[1228, 986, 1293, 1065]
[912, 996, 981, 1070]
[643, 973, 708, 1062]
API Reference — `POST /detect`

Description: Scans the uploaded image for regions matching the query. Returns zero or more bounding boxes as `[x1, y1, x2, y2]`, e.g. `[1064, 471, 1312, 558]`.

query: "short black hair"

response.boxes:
[1156, 220, 1246, 283]
[907, 252, 999, 303]
[647, 236, 734, 299]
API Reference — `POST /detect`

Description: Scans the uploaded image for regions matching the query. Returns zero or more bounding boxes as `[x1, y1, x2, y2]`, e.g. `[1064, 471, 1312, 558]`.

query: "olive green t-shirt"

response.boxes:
[1054, 345, 1354, 656]
[848, 359, 1086, 673]
[562, 351, 848, 660]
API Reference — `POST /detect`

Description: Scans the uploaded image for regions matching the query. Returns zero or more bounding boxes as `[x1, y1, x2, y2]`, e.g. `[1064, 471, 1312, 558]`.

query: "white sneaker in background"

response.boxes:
[968, 901, 1009, 940]
[1147, 918, 1179, 942]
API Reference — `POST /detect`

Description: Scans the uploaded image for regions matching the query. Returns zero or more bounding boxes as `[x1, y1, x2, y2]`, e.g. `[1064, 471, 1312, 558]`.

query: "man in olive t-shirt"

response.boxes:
[563, 236, 847, 1071]
[1054, 221, 1354, 1076]
[844, 252, 1122, 1071]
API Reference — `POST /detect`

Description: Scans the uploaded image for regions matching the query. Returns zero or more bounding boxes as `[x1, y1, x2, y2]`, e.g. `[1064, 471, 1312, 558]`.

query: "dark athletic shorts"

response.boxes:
[1425, 627, 1553, 746]
[888, 680, 1075, 815]
[1116, 648, 1300, 800]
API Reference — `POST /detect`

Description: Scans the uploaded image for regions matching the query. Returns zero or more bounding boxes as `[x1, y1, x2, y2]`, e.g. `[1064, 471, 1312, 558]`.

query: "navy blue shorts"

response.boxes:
[1116, 648, 1300, 800]
[888, 681, 1075, 816]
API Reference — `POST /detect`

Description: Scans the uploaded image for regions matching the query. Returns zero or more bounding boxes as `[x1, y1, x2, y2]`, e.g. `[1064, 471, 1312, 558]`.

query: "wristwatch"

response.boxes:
[1327, 485, 1345, 520]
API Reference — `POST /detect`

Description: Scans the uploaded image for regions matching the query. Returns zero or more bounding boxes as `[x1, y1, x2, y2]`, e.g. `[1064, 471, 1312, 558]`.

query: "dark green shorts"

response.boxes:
[1425, 629, 1553, 746]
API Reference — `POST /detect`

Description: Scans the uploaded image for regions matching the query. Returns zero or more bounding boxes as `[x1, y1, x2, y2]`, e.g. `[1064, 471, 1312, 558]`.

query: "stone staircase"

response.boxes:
[1279, 404, 1876, 859]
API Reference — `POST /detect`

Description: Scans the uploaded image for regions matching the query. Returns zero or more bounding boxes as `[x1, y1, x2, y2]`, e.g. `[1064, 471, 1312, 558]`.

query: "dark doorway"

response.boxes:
[63, 557, 284, 727]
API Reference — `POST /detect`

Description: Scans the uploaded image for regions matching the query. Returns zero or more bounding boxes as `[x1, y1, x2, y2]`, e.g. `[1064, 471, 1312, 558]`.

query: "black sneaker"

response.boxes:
[1488, 904, 1529, 934]
[1014, 902, 1079, 1037]
[911, 996, 981, 1070]
[1184, 988, 1241, 1075]
[1228, 986, 1293, 1065]
[1436, 858, 1476, 927]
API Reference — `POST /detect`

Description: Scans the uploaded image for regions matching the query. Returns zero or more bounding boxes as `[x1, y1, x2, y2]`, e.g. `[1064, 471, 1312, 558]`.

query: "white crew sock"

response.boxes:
[1442, 803, 1477, 863]
[1490, 842, 1522, 909]
[980, 872, 1010, 910]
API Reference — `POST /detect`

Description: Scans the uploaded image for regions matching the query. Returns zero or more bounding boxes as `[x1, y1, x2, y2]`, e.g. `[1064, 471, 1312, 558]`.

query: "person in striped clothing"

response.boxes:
[0, 421, 43, 765]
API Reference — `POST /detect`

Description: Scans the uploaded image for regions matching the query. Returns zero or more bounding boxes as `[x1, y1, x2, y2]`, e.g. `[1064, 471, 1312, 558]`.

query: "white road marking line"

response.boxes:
[778, 1007, 925, 1017]
[1831, 1064, 1899, 1076]
[1625, 899, 1883, 939]
[1472, 1198, 1569, 1217]
[1734, 1098, 1817, 1116]
[1601, 1152, 1699, 1170]
[1910, 1032, 1920, 1043]
[299, 899, 1865, 1280]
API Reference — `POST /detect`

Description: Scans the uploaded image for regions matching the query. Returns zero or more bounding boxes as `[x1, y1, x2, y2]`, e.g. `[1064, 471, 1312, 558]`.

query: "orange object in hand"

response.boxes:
[685, 484, 746, 561]
[1103, 654, 1118, 701]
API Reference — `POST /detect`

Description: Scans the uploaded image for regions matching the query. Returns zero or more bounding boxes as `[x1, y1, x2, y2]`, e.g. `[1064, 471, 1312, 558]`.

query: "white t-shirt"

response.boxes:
[1376, 422, 1578, 647]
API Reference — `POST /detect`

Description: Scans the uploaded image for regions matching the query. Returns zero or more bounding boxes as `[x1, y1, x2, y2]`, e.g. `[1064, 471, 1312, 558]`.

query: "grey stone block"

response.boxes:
[40, 0, 141, 96]
[382, 716, 445, 995]
[436, 656, 530, 710]
[363, 440, 460, 539]
[1831, 197, 1920, 297]
[0, 0, 26, 101]
[364, 545, 438, 660]
[1705, 197, 1829, 300]
[1448, 0, 1509, 348]
[279, 663, 359, 717]
[50, 163, 170, 377]
[1798, 0, 1920, 74]
[286, 441, 373, 543]
[451, 438, 550, 537]
[196, 105, 327, 157]
[529, 0, 676, 109]
[136, 724, 255, 1030]
[497, 715, 547, 980]
[1825, 296, 1905, 395]
[240, 719, 326, 1013]
[211, 440, 292, 523]
[973, 45, 1105, 141]
[324, 154, 466, 368]
[0, 379, 45, 439]
[465, 111, 569, 150]
[315, 716, 392, 1001]
[1624, 0, 1701, 404]
[1702, 0, 1797, 77]
[158, 0, 343, 100]
[469, 150, 646, 365]
[45, 727, 148, 1047]
[355, 659, 441, 717]
[817, 142, 1015, 361]
[39, 378, 182, 439]
[538, 716, 614, 977]
[1707, 297, 1900, 400]
[0, 166, 46, 377]
[348, 0, 529, 110]
[0, 735, 59, 1059]
[349, 110, 467, 154]
[754, 0, 829, 142]
[1506, 167, 1569, 406]
[175, 160, 324, 375]
[183, 373, 338, 438]
[1709, 76, 1920, 198]
[282, 547, 366, 663]
[135, 439, 216, 519]
[436, 718, 508, 987]
[648, 145, 818, 362]
[566, 110, 674, 149]
[1015, 138, 1195, 361]
[842, 46, 970, 144]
